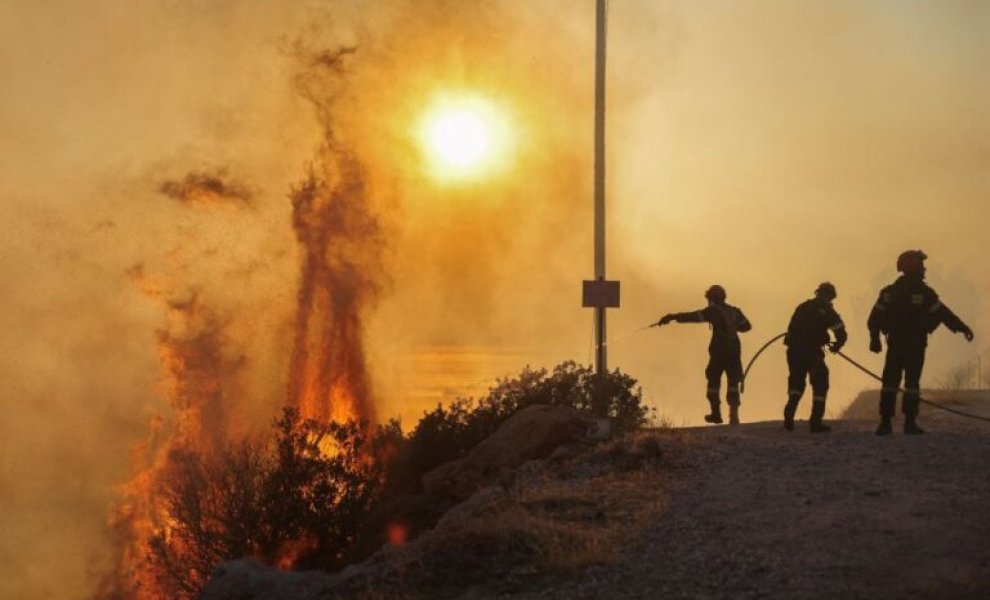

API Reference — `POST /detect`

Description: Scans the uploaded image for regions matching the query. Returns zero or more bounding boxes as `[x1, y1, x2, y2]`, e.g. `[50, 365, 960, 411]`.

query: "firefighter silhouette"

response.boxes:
[658, 285, 752, 425]
[867, 250, 974, 436]
[783, 282, 847, 433]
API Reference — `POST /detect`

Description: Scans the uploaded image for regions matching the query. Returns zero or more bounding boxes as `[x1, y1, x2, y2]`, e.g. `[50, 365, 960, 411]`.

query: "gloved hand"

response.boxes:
[657, 314, 674, 326]
[869, 335, 882, 354]
[828, 341, 844, 354]
[961, 325, 974, 342]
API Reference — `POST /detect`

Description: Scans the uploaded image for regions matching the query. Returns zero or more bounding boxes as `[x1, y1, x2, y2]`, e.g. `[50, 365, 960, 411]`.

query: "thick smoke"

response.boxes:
[604, 2, 990, 423]
[1, 2, 989, 599]
[94, 38, 392, 600]
[128, 267, 248, 452]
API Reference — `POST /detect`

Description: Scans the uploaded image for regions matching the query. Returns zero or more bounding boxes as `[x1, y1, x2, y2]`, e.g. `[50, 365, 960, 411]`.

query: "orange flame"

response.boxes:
[274, 536, 320, 571]
[102, 154, 386, 597]
[102, 44, 388, 598]
[286, 153, 383, 425]
[97, 279, 248, 599]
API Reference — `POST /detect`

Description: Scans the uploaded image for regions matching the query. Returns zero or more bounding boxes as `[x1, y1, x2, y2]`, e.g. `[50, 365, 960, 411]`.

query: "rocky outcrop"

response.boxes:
[198, 558, 336, 600]
[422, 404, 597, 500]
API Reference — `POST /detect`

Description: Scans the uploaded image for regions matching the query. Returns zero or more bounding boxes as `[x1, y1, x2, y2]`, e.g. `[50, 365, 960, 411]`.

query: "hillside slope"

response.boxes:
[515, 413, 990, 599]
[202, 402, 990, 599]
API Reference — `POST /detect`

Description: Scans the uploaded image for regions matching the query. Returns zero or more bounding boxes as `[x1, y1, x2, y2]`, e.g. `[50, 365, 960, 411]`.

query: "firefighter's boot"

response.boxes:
[876, 394, 895, 436]
[809, 398, 831, 433]
[726, 383, 741, 425]
[704, 397, 723, 424]
[783, 394, 800, 431]
[903, 396, 925, 435]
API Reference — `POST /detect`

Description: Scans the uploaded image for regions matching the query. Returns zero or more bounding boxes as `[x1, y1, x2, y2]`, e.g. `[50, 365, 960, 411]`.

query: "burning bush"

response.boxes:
[115, 362, 644, 598]
[138, 407, 393, 599]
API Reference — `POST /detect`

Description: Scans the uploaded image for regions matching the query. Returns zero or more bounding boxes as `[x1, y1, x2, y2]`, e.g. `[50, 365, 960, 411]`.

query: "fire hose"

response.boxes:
[741, 332, 990, 423]
[740, 332, 787, 393]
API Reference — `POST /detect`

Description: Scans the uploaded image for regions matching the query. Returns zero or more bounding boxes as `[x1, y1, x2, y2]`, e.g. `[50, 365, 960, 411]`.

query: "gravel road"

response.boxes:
[512, 418, 990, 600]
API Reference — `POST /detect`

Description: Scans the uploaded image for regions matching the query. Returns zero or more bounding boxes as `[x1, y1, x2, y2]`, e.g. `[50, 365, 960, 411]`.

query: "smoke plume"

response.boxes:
[287, 155, 383, 423]
[283, 46, 385, 424]
[1, 2, 988, 599]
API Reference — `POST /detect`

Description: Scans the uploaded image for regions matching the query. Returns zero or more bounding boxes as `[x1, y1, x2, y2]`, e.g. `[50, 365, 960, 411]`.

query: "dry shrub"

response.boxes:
[394, 432, 678, 596]
[145, 407, 396, 598]
[390, 361, 650, 493]
[146, 364, 655, 598]
[460, 504, 615, 572]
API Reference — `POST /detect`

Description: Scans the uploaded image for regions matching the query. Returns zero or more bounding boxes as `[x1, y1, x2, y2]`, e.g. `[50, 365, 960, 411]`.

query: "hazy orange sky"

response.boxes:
[1, 1, 989, 598]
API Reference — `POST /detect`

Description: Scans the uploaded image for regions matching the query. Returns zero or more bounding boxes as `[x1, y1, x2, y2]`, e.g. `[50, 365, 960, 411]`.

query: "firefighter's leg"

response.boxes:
[902, 345, 927, 435]
[808, 354, 831, 433]
[703, 357, 723, 424]
[877, 346, 903, 436]
[726, 352, 743, 425]
[784, 349, 807, 431]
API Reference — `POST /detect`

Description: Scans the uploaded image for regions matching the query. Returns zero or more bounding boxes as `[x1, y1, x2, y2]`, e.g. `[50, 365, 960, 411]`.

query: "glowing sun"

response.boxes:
[427, 110, 490, 168]
[419, 94, 510, 181]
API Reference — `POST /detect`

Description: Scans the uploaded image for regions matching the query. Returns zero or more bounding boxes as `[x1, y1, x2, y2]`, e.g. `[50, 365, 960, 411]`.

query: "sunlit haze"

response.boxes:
[1, 1, 989, 598]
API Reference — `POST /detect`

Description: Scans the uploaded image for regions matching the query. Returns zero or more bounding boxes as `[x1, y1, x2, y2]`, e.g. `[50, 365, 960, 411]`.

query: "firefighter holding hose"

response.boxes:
[657, 285, 752, 425]
[783, 282, 847, 433]
[868, 250, 974, 435]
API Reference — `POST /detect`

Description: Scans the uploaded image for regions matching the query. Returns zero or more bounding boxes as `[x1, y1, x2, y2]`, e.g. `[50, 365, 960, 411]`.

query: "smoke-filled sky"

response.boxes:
[1, 1, 989, 598]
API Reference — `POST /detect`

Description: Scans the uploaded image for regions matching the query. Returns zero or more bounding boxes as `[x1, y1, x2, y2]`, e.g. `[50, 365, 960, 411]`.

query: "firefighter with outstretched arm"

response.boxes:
[867, 250, 974, 436]
[657, 285, 752, 425]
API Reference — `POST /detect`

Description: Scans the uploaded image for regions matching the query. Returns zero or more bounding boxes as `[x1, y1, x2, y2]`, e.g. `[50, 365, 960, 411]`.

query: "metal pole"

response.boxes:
[593, 0, 608, 416]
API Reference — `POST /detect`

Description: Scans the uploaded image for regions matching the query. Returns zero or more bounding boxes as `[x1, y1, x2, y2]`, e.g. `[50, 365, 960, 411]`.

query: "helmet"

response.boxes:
[704, 284, 727, 303]
[815, 282, 837, 300]
[896, 250, 927, 274]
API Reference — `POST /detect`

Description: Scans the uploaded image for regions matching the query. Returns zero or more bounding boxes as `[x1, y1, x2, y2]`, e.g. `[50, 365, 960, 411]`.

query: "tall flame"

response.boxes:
[98, 40, 389, 600]
[286, 152, 383, 424]
[96, 280, 247, 599]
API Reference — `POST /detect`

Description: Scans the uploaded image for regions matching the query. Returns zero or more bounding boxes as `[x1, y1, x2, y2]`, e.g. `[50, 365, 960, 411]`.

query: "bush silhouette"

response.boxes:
[142, 362, 646, 597]
[389, 361, 647, 492]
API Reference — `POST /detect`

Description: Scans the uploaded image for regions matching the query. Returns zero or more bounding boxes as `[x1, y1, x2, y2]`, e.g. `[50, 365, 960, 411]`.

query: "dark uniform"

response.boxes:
[660, 287, 752, 424]
[783, 284, 847, 432]
[867, 251, 973, 435]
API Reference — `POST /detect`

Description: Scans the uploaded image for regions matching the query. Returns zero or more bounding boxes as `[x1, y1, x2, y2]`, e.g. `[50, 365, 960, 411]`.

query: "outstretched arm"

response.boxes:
[658, 309, 709, 326]
[932, 299, 974, 341]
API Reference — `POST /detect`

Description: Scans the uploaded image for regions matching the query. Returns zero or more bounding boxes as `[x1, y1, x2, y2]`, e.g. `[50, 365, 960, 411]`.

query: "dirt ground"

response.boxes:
[511, 414, 990, 600]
